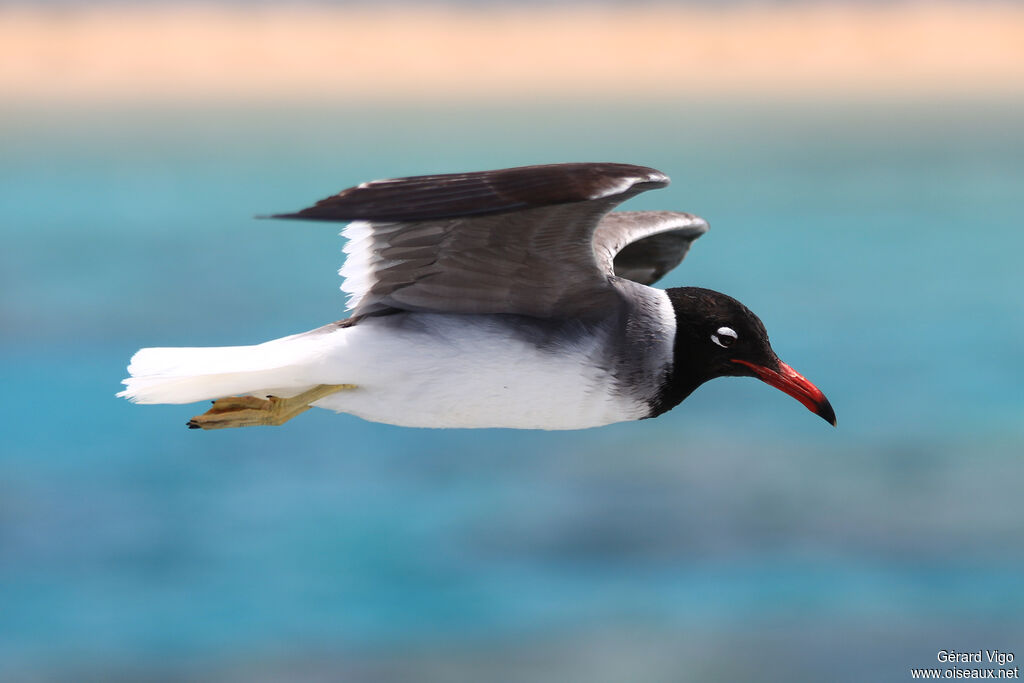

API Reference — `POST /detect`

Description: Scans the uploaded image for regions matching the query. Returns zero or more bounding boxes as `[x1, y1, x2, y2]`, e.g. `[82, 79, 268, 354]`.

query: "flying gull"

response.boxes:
[119, 162, 835, 430]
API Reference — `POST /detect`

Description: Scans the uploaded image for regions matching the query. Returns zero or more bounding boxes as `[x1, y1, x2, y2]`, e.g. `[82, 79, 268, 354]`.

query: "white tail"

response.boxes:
[118, 334, 329, 405]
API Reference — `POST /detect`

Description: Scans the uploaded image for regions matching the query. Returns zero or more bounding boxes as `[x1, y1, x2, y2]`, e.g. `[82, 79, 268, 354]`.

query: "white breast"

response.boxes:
[306, 313, 651, 430]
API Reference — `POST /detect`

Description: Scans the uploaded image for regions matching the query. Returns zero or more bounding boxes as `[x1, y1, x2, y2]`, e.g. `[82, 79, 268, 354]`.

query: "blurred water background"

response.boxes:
[3, 8, 1024, 680]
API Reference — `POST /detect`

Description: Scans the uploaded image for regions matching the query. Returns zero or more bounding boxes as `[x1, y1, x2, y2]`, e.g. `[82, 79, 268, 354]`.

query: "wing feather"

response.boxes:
[273, 162, 667, 222]
[273, 163, 706, 318]
[594, 211, 709, 286]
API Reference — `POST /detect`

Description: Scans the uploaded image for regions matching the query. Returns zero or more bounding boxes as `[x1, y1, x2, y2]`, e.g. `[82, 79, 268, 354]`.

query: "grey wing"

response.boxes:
[594, 211, 709, 286]
[272, 163, 670, 319]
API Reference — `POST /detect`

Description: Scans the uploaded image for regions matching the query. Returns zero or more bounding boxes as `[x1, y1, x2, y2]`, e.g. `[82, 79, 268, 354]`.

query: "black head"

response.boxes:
[654, 287, 836, 425]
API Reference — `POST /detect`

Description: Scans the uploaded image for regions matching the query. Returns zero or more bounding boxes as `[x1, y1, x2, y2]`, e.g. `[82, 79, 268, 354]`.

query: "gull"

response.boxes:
[119, 162, 835, 430]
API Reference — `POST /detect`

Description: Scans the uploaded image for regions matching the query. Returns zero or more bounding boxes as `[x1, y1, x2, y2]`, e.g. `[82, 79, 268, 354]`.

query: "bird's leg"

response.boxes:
[187, 384, 356, 430]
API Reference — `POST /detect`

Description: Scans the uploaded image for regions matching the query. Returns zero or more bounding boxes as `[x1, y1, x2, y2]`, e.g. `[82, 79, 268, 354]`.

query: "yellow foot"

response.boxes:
[187, 384, 356, 430]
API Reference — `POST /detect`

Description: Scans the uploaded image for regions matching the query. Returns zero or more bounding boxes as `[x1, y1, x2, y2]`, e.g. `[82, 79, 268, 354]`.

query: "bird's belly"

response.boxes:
[307, 315, 647, 430]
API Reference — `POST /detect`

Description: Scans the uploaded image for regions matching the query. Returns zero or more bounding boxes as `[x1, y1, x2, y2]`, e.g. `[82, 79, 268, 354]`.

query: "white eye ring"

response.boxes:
[711, 326, 738, 348]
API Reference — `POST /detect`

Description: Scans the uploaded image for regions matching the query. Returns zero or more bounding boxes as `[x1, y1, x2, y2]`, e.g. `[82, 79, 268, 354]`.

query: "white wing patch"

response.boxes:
[338, 220, 378, 311]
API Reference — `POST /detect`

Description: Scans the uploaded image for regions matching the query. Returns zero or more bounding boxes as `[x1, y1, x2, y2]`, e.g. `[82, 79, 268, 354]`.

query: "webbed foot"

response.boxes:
[187, 384, 356, 430]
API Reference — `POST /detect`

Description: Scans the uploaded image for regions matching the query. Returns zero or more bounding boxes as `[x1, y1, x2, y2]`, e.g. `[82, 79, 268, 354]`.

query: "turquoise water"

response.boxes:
[2, 99, 1023, 681]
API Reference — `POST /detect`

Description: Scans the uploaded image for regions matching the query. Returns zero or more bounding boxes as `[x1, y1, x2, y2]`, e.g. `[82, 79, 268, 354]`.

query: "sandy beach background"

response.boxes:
[4, 2, 1024, 104]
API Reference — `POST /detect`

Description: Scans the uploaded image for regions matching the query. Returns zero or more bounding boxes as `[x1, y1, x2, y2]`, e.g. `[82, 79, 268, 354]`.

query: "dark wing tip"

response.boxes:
[267, 162, 669, 223]
[264, 211, 332, 221]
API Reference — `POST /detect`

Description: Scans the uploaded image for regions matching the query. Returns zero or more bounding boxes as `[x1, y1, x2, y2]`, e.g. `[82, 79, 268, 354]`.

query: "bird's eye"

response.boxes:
[711, 326, 738, 348]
